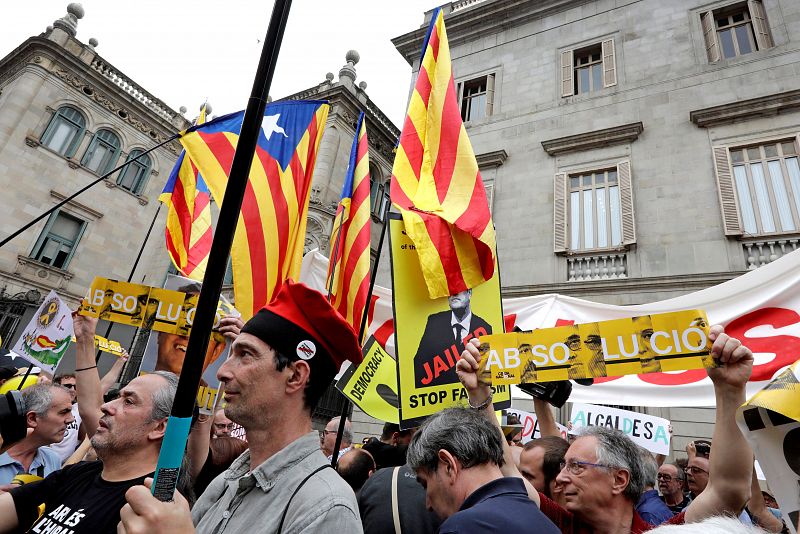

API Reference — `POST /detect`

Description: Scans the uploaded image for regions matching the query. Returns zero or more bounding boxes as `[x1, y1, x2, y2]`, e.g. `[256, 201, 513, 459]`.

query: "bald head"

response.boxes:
[337, 448, 375, 492]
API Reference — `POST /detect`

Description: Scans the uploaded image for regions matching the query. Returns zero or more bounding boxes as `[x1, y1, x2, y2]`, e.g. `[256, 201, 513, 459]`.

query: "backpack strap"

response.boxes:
[278, 464, 333, 533]
[391, 466, 402, 534]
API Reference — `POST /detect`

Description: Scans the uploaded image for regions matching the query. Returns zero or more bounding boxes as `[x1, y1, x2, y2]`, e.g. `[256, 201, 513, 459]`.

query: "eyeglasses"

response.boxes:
[213, 423, 236, 431]
[657, 473, 682, 482]
[559, 459, 616, 475]
[319, 430, 337, 438]
[684, 466, 708, 475]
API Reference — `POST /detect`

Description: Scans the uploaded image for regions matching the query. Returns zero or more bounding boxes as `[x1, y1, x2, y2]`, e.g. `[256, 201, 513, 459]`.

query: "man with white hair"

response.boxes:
[321, 416, 352, 460]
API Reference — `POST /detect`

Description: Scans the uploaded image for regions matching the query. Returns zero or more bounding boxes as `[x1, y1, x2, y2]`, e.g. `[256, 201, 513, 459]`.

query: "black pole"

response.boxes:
[96, 203, 163, 363]
[326, 212, 346, 300]
[16, 364, 34, 390]
[0, 134, 179, 250]
[151, 0, 294, 502]
[331, 207, 390, 468]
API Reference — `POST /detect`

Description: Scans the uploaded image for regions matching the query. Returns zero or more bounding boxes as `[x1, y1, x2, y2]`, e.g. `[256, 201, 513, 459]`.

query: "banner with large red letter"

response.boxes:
[301, 249, 800, 407]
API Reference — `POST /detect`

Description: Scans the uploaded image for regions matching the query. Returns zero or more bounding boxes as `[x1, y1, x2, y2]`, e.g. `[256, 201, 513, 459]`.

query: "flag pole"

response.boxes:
[150, 0, 294, 502]
[0, 134, 180, 250]
[330, 206, 390, 468]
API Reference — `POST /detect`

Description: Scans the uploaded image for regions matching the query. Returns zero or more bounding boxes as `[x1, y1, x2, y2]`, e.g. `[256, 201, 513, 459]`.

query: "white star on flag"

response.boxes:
[261, 114, 288, 141]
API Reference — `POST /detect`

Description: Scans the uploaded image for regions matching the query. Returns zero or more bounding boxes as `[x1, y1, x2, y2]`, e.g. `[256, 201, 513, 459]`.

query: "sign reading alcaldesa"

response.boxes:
[570, 403, 672, 455]
[479, 310, 715, 385]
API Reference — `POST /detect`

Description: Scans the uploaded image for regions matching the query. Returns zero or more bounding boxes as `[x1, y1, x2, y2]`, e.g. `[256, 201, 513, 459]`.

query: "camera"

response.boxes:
[0, 390, 26, 447]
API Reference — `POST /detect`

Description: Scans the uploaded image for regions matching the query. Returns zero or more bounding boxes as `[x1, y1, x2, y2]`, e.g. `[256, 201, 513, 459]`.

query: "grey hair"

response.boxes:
[407, 407, 505, 474]
[22, 383, 67, 417]
[576, 426, 646, 502]
[668, 463, 685, 482]
[648, 515, 769, 534]
[148, 371, 178, 422]
[329, 416, 353, 445]
[638, 446, 659, 487]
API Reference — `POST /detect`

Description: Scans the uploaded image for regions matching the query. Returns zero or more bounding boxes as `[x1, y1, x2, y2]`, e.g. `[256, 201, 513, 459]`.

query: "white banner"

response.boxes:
[300, 248, 800, 407]
[506, 408, 569, 443]
[569, 402, 671, 455]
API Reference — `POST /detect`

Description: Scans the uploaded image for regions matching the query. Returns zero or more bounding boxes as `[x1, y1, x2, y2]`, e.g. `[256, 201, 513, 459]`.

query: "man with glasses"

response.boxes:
[211, 409, 234, 438]
[320, 416, 352, 461]
[657, 464, 690, 514]
[457, 324, 756, 533]
[685, 440, 753, 524]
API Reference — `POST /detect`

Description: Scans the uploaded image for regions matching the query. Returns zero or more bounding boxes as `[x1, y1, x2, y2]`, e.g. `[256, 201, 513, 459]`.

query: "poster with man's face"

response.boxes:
[139, 274, 233, 413]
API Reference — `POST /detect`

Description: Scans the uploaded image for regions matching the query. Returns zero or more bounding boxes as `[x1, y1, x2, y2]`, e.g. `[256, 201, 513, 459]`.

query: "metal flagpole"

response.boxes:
[330, 206, 390, 468]
[0, 134, 180, 249]
[150, 0, 294, 502]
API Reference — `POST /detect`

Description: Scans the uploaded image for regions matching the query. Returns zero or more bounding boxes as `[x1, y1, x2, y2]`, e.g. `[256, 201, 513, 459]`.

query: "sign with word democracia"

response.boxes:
[479, 310, 715, 385]
[390, 214, 510, 429]
[569, 403, 672, 455]
[336, 336, 400, 423]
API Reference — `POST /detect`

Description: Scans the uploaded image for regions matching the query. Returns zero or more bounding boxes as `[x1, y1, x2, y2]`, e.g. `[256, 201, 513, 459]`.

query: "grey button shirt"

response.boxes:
[192, 431, 362, 534]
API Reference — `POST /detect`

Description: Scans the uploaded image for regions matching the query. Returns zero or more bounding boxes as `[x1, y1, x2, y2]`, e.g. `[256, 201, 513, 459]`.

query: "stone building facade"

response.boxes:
[0, 4, 188, 366]
[386, 0, 800, 455]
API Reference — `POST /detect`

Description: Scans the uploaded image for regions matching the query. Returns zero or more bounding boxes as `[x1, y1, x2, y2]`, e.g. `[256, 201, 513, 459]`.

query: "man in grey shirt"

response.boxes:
[119, 281, 364, 534]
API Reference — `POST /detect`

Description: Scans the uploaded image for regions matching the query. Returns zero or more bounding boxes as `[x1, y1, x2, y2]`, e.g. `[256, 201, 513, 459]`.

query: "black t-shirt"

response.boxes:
[11, 461, 150, 534]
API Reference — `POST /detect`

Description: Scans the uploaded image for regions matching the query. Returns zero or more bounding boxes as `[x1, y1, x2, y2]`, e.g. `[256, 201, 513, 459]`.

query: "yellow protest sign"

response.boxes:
[71, 334, 125, 356]
[480, 310, 714, 384]
[390, 214, 511, 428]
[336, 337, 400, 423]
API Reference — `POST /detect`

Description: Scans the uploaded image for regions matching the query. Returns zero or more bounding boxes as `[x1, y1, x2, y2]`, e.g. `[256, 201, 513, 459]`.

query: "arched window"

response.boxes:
[81, 129, 121, 175]
[40, 106, 86, 157]
[117, 149, 151, 194]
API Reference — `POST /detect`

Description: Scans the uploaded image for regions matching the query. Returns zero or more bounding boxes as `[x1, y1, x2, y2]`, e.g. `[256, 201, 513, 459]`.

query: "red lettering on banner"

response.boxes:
[504, 314, 517, 332]
[555, 318, 575, 327]
[724, 307, 800, 381]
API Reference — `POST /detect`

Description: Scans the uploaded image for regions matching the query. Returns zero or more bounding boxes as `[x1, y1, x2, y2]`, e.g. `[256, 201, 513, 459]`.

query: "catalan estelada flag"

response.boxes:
[326, 112, 371, 334]
[159, 107, 212, 281]
[390, 8, 496, 299]
[179, 100, 329, 319]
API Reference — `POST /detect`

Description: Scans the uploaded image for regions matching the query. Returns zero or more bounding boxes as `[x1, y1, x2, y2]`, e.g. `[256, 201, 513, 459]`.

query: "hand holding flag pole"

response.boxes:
[150, 0, 294, 502]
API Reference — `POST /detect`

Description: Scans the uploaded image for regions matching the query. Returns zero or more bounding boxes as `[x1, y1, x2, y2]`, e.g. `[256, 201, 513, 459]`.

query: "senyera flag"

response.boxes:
[179, 100, 330, 320]
[159, 106, 212, 281]
[390, 8, 496, 299]
[326, 112, 371, 333]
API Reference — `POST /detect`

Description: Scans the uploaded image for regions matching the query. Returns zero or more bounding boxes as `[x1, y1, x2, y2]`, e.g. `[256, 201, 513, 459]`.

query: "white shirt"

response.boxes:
[450, 311, 472, 343]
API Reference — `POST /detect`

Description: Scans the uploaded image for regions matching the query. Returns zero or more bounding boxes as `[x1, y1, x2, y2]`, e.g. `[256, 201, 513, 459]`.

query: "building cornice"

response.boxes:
[502, 271, 743, 299]
[689, 89, 800, 128]
[0, 36, 189, 153]
[476, 149, 508, 168]
[392, 0, 597, 66]
[541, 122, 643, 156]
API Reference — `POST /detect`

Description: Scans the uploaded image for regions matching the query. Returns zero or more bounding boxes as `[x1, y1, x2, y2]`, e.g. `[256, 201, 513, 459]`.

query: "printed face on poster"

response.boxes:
[390, 214, 511, 428]
[138, 274, 233, 413]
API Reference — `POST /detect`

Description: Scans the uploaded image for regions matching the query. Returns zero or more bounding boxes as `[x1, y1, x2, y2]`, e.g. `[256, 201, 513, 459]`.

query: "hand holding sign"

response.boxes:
[456, 338, 493, 409]
[707, 325, 753, 391]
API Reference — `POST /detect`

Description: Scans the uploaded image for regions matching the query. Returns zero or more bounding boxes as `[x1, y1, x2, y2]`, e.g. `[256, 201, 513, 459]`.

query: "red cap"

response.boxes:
[241, 280, 363, 369]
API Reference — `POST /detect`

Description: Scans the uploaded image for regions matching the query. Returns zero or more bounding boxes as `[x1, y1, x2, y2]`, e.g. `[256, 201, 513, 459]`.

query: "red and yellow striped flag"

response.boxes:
[390, 9, 496, 299]
[159, 106, 212, 281]
[179, 100, 329, 319]
[326, 112, 371, 334]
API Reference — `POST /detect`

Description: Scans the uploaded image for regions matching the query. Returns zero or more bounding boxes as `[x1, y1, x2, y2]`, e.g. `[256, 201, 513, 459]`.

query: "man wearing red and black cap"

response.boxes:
[118, 281, 364, 534]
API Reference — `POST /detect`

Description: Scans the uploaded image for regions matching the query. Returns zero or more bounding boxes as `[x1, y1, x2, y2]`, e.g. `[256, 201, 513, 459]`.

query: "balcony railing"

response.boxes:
[567, 252, 627, 281]
[742, 238, 799, 269]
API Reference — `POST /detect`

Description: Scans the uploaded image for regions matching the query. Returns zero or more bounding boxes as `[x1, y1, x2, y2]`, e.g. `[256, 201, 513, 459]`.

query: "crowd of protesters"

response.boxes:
[0, 279, 791, 533]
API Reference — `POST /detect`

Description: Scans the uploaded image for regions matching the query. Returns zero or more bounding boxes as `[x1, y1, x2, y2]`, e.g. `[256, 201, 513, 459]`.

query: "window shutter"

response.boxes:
[554, 172, 568, 252]
[560, 50, 574, 98]
[617, 160, 636, 244]
[712, 146, 743, 236]
[701, 12, 721, 62]
[485, 74, 495, 117]
[748, 0, 773, 50]
[602, 39, 617, 88]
